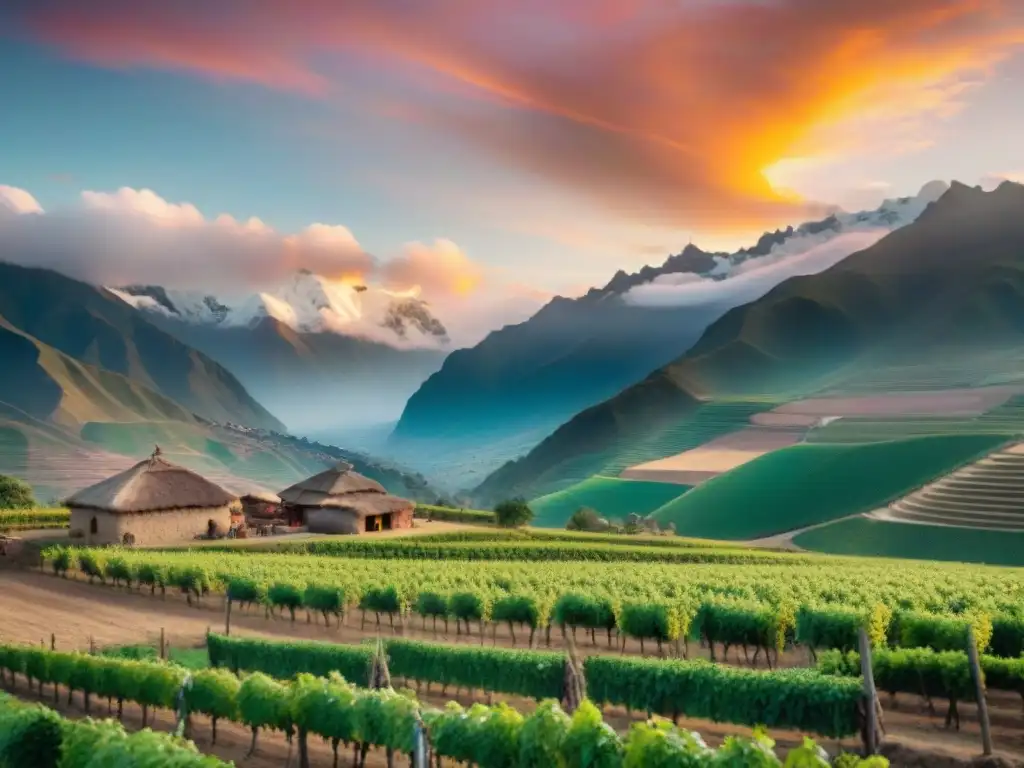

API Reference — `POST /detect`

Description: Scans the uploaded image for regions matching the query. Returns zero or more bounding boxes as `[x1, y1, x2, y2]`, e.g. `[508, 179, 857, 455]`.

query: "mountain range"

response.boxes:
[111, 271, 447, 431]
[388, 182, 950, 486]
[0, 260, 438, 501]
[473, 180, 1024, 504]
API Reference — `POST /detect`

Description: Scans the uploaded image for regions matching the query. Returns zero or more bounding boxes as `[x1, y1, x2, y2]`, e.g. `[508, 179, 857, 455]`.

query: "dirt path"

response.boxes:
[743, 513, 867, 550]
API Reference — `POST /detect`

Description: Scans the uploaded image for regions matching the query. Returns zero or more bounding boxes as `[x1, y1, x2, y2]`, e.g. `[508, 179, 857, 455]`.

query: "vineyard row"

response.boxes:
[43, 547, 1024, 660]
[0, 643, 883, 767]
[0, 691, 227, 767]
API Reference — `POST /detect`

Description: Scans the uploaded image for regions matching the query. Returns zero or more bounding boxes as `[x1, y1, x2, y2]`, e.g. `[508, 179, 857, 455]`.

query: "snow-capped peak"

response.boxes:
[108, 271, 449, 346]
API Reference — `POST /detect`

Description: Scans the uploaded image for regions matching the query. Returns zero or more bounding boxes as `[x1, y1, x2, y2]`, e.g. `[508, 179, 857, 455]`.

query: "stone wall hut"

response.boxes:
[277, 461, 414, 534]
[66, 447, 239, 546]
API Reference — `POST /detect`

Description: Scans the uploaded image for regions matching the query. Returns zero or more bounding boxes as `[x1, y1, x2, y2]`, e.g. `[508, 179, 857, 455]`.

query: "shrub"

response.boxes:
[494, 498, 534, 529]
[0, 474, 36, 509]
[566, 508, 608, 533]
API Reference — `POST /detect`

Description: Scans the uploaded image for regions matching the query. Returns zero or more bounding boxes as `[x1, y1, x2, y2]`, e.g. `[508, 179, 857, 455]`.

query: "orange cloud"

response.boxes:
[17, 0, 1024, 231]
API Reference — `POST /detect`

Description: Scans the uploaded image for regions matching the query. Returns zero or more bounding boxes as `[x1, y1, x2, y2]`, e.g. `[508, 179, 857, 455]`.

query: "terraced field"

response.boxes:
[793, 516, 1024, 566]
[529, 476, 689, 528]
[881, 442, 1024, 530]
[819, 344, 1024, 394]
[806, 394, 1024, 444]
[648, 434, 1006, 540]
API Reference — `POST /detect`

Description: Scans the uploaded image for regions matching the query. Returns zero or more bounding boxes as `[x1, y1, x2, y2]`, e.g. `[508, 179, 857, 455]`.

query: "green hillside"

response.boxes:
[474, 397, 772, 504]
[794, 516, 1024, 567]
[530, 476, 689, 528]
[649, 434, 1007, 540]
[0, 262, 283, 431]
[474, 181, 1024, 504]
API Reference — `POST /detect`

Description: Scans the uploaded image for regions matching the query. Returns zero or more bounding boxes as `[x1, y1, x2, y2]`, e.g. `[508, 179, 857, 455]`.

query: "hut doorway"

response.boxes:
[89, 516, 98, 535]
[364, 514, 392, 533]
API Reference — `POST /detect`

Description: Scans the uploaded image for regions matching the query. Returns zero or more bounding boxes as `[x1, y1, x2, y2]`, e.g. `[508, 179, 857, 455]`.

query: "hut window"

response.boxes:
[89, 516, 98, 535]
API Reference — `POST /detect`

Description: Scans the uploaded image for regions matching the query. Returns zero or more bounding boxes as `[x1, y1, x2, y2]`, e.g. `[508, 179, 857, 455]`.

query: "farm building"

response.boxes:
[278, 461, 414, 534]
[238, 490, 281, 519]
[65, 447, 240, 546]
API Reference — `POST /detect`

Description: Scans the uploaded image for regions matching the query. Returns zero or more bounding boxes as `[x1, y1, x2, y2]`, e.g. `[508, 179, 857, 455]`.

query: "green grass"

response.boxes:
[413, 504, 495, 524]
[529, 476, 690, 528]
[98, 643, 209, 670]
[794, 516, 1024, 567]
[649, 433, 1008, 540]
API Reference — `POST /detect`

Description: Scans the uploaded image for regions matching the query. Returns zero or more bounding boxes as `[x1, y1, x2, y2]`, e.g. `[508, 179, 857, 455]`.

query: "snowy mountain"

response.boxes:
[108, 269, 449, 348]
[599, 180, 951, 298]
[105, 271, 448, 433]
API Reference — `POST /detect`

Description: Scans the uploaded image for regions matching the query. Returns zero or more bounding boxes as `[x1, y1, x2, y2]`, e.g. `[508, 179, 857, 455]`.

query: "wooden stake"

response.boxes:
[967, 627, 993, 756]
[160, 628, 166, 660]
[225, 598, 233, 637]
[858, 628, 879, 755]
[50, 633, 55, 651]
[89, 636, 95, 655]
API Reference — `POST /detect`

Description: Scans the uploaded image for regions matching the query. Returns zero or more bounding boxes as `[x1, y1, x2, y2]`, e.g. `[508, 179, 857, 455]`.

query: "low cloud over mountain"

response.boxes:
[0, 183, 545, 347]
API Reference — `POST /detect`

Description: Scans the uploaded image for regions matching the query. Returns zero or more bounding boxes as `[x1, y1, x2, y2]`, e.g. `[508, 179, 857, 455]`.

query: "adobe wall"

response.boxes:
[306, 507, 360, 535]
[69, 505, 232, 546]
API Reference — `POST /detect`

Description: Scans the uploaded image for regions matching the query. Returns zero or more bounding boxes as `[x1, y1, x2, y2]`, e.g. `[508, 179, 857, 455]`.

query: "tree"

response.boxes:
[493, 498, 534, 528]
[566, 507, 607, 533]
[0, 474, 36, 509]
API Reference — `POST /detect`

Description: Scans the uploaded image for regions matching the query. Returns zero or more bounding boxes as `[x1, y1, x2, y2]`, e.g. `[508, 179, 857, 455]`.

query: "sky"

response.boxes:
[1, 0, 1024, 343]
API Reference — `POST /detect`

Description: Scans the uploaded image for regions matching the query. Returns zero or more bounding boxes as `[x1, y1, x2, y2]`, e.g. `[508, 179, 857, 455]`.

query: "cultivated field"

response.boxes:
[5, 533, 1024, 766]
[646, 434, 1005, 540]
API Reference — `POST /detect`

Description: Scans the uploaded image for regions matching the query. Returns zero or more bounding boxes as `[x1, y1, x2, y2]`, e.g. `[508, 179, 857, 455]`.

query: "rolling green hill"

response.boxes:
[649, 434, 1007, 540]
[474, 181, 1024, 504]
[529, 476, 689, 528]
[793, 516, 1024, 567]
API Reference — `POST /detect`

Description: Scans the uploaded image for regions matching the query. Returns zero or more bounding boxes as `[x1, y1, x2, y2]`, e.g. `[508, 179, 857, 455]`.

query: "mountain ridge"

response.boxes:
[472, 180, 1024, 504]
[387, 183, 949, 484]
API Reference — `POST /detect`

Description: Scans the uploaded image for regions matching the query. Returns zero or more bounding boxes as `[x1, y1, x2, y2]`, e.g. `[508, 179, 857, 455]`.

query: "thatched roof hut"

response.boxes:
[66, 446, 238, 546]
[278, 461, 414, 534]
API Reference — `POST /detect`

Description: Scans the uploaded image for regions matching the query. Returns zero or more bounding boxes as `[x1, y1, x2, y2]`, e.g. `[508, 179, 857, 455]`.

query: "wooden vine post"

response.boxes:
[562, 631, 587, 715]
[858, 627, 879, 755]
[224, 593, 233, 636]
[966, 626, 993, 756]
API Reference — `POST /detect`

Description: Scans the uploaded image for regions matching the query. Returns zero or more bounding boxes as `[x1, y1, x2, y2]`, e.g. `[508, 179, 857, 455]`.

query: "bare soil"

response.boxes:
[2, 570, 1023, 766]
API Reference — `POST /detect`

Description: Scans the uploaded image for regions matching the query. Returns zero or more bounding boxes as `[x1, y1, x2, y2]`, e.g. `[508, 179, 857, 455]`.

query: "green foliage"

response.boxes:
[0, 474, 36, 509]
[384, 639, 564, 700]
[795, 604, 891, 653]
[619, 602, 683, 644]
[553, 594, 616, 632]
[0, 694, 63, 768]
[237, 672, 292, 733]
[414, 504, 495, 524]
[622, 718, 713, 767]
[566, 507, 608, 533]
[518, 700, 571, 768]
[186, 668, 240, 722]
[695, 600, 795, 654]
[561, 700, 623, 768]
[990, 613, 1024, 658]
[494, 497, 535, 528]
[896, 610, 993, 654]
[0, 507, 68, 531]
[585, 656, 862, 738]
[226, 577, 264, 606]
[207, 634, 372, 683]
[267, 582, 303, 620]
